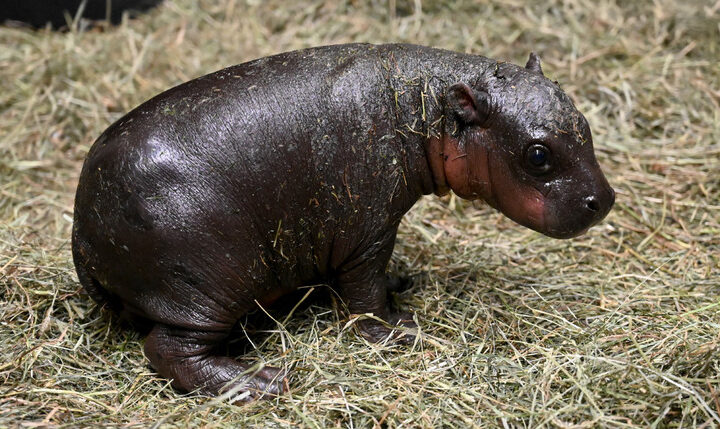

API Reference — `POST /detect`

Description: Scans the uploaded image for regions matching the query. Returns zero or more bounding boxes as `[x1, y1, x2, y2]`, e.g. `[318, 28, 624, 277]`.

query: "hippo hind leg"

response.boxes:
[144, 324, 286, 400]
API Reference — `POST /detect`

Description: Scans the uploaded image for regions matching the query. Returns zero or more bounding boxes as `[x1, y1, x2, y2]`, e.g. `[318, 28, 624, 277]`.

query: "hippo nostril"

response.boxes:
[585, 196, 599, 213]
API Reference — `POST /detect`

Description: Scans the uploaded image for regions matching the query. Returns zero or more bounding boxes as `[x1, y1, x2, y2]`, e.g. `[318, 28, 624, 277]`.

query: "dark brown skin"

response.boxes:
[72, 43, 614, 399]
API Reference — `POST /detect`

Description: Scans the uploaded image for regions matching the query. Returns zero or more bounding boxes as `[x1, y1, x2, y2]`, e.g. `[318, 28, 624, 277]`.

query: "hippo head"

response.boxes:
[439, 53, 614, 238]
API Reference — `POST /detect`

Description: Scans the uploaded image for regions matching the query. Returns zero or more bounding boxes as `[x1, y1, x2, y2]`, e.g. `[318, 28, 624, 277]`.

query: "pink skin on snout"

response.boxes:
[484, 148, 548, 233]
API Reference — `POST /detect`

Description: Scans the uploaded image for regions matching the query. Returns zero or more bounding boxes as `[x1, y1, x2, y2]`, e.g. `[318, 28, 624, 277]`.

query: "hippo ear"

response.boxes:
[525, 52, 544, 75]
[447, 83, 491, 128]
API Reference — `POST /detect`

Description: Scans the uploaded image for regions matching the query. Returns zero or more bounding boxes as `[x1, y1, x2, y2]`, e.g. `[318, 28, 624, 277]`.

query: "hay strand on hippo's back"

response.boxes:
[1, 0, 718, 426]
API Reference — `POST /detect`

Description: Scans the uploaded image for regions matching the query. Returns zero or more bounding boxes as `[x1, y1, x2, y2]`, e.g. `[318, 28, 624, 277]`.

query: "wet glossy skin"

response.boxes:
[72, 43, 614, 399]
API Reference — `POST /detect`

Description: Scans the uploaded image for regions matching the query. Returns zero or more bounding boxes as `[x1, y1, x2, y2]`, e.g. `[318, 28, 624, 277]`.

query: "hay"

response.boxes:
[1, 0, 718, 426]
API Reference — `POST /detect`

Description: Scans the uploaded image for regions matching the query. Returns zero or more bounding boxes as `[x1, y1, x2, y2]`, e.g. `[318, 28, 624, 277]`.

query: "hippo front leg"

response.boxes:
[336, 229, 418, 344]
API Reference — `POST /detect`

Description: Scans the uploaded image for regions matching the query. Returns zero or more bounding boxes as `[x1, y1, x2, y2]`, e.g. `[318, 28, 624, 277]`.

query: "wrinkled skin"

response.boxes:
[72, 43, 614, 399]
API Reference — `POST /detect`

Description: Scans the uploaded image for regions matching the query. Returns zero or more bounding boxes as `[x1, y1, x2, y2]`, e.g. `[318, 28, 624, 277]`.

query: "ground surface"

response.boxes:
[1, 0, 718, 427]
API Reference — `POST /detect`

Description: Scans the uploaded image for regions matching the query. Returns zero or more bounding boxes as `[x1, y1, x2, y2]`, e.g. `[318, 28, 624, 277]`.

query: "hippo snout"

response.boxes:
[583, 186, 615, 222]
[546, 181, 614, 239]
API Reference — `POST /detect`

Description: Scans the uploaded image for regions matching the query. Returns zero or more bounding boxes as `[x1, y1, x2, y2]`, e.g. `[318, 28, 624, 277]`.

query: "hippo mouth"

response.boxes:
[542, 224, 591, 239]
[496, 191, 597, 239]
[541, 207, 604, 239]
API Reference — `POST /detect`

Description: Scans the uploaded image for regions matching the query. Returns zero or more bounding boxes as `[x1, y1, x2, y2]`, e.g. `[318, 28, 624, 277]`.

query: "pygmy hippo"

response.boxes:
[72, 43, 614, 399]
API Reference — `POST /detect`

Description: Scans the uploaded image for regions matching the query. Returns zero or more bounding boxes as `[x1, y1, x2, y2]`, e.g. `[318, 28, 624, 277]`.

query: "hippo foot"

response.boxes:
[357, 311, 417, 344]
[144, 324, 287, 400]
[218, 365, 287, 402]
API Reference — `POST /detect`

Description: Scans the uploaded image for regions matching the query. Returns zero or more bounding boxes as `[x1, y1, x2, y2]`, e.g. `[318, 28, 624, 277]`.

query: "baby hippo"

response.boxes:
[72, 43, 614, 399]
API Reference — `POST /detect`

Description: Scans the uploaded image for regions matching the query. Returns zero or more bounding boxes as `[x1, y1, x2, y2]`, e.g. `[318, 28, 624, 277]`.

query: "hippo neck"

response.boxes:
[380, 44, 497, 198]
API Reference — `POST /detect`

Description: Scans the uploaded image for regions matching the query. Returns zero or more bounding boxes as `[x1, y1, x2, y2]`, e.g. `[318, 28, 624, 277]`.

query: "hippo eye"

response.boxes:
[525, 144, 552, 174]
